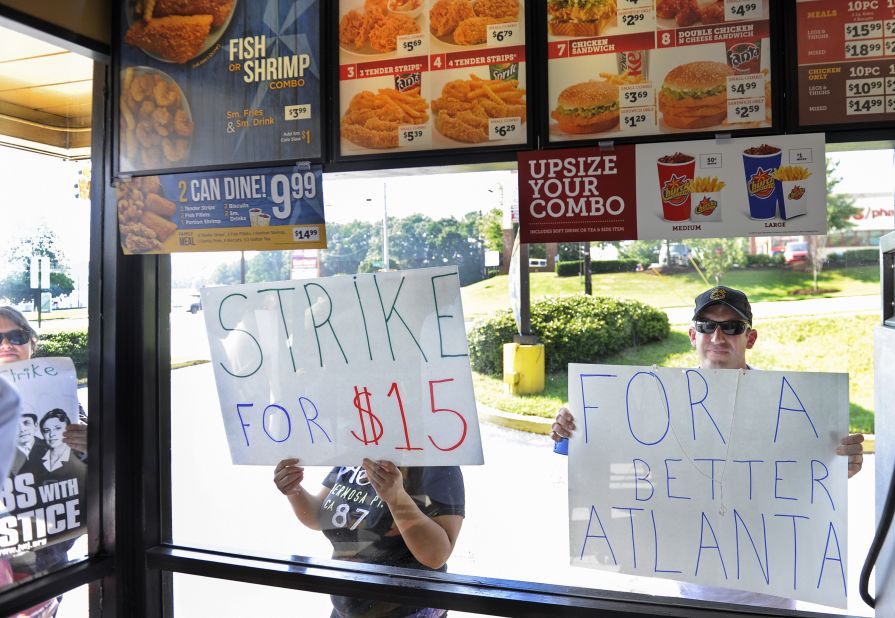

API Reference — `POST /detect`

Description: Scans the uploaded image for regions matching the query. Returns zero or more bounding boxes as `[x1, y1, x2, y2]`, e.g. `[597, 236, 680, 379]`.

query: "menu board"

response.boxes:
[118, 0, 321, 174]
[337, 0, 528, 157]
[796, 0, 895, 127]
[546, 0, 773, 142]
[116, 164, 326, 254]
[518, 133, 826, 243]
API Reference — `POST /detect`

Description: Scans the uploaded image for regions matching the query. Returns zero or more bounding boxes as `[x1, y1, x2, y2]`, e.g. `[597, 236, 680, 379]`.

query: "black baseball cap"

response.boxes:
[692, 286, 752, 324]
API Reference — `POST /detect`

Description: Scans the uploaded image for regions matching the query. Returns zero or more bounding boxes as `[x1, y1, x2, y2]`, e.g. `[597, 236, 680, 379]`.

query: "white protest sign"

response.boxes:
[0, 357, 85, 556]
[567, 364, 849, 608]
[201, 266, 483, 466]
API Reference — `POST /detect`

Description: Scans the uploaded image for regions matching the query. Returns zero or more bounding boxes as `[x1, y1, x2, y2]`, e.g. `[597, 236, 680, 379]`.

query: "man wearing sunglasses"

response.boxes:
[550, 285, 865, 609]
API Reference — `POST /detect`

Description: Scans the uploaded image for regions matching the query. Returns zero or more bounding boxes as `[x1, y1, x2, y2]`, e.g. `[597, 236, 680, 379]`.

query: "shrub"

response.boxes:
[555, 259, 639, 276]
[467, 296, 670, 375]
[745, 254, 772, 267]
[35, 330, 88, 378]
[827, 249, 878, 266]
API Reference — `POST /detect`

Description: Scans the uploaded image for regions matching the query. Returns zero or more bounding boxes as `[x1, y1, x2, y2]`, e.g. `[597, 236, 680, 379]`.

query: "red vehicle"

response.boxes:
[784, 241, 808, 264]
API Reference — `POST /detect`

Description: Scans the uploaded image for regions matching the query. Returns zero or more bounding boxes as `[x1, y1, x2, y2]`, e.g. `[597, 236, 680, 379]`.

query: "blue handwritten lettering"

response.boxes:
[612, 506, 643, 568]
[664, 458, 690, 500]
[695, 512, 728, 579]
[774, 376, 819, 442]
[299, 397, 332, 444]
[733, 510, 769, 583]
[685, 369, 725, 443]
[625, 372, 670, 446]
[580, 505, 617, 564]
[578, 373, 617, 444]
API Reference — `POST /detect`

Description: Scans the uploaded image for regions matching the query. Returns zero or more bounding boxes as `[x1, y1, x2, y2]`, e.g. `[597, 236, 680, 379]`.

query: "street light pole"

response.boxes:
[381, 183, 389, 271]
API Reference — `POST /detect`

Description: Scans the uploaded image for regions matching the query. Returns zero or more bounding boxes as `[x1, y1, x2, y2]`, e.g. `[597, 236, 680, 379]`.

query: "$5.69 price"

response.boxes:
[351, 379, 468, 453]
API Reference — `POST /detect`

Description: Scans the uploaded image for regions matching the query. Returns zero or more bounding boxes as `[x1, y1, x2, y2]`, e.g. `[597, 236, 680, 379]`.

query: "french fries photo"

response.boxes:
[598, 71, 647, 86]
[689, 176, 726, 193]
[772, 165, 812, 181]
[341, 87, 429, 149]
[432, 74, 526, 143]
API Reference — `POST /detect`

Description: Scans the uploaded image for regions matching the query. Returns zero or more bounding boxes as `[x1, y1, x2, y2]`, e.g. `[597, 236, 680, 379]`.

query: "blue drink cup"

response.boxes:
[553, 436, 569, 455]
[742, 145, 782, 220]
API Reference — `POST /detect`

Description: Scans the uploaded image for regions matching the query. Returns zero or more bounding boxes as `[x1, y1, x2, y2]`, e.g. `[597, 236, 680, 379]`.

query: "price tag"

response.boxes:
[845, 40, 884, 58]
[726, 74, 763, 100]
[487, 22, 520, 46]
[619, 83, 654, 108]
[886, 76, 895, 93]
[617, 0, 651, 8]
[489, 117, 521, 141]
[887, 96, 895, 113]
[398, 123, 429, 147]
[291, 225, 321, 243]
[846, 95, 885, 115]
[397, 34, 425, 57]
[886, 19, 895, 36]
[700, 153, 723, 169]
[846, 77, 885, 96]
[617, 6, 656, 33]
[727, 98, 765, 123]
[724, 0, 761, 22]
[886, 38, 895, 56]
[284, 104, 311, 121]
[844, 21, 883, 40]
[619, 106, 656, 133]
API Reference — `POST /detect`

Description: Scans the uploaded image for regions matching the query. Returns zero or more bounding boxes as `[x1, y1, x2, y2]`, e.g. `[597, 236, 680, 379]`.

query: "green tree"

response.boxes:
[246, 251, 290, 283]
[477, 208, 504, 252]
[618, 240, 661, 266]
[0, 226, 74, 304]
[210, 260, 242, 285]
[689, 238, 746, 285]
[808, 158, 860, 292]
[320, 220, 375, 275]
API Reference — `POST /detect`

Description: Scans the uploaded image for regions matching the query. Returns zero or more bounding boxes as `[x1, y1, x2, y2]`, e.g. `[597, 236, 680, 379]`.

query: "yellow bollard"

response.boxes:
[502, 342, 545, 395]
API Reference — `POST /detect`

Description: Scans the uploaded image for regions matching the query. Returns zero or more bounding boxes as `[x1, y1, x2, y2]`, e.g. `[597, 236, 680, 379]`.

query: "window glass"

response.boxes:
[170, 163, 879, 616]
[174, 573, 492, 617]
[0, 23, 93, 598]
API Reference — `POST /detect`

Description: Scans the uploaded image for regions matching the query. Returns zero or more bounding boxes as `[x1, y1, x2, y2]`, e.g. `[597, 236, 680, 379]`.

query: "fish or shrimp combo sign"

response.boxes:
[118, 0, 321, 173]
[116, 164, 325, 254]
[566, 364, 849, 608]
[201, 266, 484, 466]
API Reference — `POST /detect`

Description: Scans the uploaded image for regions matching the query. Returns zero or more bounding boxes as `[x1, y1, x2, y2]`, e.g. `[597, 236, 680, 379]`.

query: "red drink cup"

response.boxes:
[657, 153, 695, 221]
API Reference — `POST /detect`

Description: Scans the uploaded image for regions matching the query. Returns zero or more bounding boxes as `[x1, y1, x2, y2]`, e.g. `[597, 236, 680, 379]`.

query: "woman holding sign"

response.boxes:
[274, 457, 464, 618]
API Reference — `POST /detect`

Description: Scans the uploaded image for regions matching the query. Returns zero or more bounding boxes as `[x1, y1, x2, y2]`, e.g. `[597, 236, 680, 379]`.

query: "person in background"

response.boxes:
[274, 457, 464, 618]
[550, 285, 865, 610]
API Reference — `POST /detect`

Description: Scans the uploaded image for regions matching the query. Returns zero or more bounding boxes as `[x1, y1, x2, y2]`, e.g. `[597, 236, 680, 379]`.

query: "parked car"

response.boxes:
[658, 243, 691, 267]
[784, 241, 808, 264]
[187, 294, 202, 314]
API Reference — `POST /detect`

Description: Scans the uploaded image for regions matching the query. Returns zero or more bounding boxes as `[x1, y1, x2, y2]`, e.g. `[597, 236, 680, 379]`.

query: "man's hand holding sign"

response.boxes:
[553, 286, 863, 610]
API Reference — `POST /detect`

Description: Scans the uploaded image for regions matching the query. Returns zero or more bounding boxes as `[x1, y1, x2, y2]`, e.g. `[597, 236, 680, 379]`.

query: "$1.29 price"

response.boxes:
[620, 108, 656, 132]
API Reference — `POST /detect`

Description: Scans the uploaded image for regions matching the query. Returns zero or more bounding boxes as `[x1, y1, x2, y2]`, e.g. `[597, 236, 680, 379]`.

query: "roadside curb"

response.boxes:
[477, 403, 877, 454]
[477, 403, 553, 436]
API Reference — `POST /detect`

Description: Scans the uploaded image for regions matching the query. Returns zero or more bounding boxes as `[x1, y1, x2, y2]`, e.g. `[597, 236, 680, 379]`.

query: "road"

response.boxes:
[154, 364, 875, 618]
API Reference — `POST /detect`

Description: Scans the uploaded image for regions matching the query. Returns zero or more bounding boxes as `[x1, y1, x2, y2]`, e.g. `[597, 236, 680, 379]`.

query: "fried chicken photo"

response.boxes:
[124, 14, 213, 63]
[432, 75, 526, 143]
[453, 16, 499, 45]
[151, 0, 235, 27]
[339, 10, 370, 48]
[341, 88, 429, 149]
[369, 13, 421, 52]
[430, 0, 475, 37]
[473, 0, 519, 19]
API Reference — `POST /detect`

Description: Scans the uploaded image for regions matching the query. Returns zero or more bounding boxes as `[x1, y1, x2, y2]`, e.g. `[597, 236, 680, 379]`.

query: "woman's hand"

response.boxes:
[551, 406, 576, 443]
[363, 459, 405, 505]
[63, 423, 88, 454]
[274, 458, 305, 495]
[837, 433, 864, 478]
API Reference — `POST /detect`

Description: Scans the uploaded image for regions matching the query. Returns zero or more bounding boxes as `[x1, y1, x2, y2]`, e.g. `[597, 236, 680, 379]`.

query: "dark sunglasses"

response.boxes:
[0, 329, 31, 346]
[694, 320, 750, 336]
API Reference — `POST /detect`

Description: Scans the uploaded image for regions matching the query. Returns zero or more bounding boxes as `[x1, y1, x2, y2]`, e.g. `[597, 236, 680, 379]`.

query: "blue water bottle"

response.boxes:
[553, 436, 569, 455]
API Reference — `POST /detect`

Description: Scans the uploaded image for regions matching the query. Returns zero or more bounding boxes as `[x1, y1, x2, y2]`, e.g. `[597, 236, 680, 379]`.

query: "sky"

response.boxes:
[0, 145, 891, 290]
